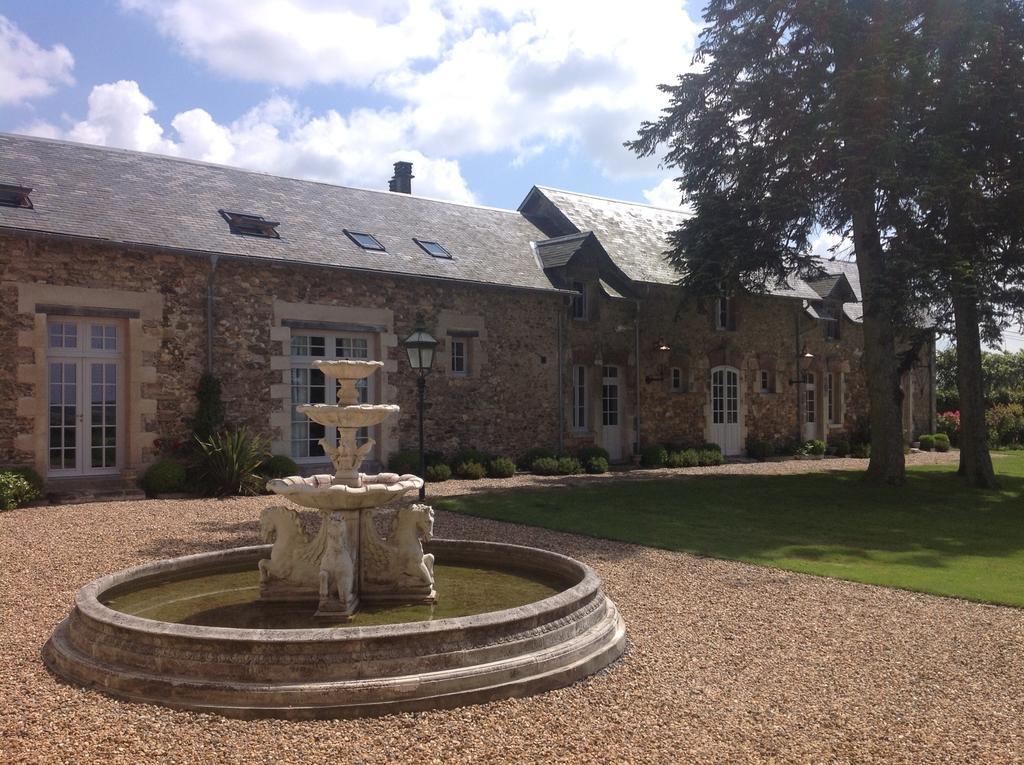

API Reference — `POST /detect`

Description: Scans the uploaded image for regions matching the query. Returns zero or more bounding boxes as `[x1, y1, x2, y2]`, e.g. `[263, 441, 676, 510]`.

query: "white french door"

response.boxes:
[600, 365, 623, 461]
[710, 366, 741, 455]
[47, 319, 123, 477]
[801, 371, 817, 441]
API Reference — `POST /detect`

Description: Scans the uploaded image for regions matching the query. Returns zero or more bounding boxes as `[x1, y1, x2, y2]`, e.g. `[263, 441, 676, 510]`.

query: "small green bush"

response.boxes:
[556, 456, 583, 475]
[698, 449, 724, 466]
[851, 442, 871, 458]
[141, 459, 187, 495]
[8, 466, 43, 495]
[517, 447, 556, 470]
[933, 433, 951, 452]
[452, 448, 492, 468]
[488, 456, 516, 478]
[832, 438, 851, 458]
[680, 449, 701, 467]
[640, 444, 668, 467]
[798, 439, 826, 456]
[531, 456, 561, 475]
[576, 445, 610, 464]
[745, 438, 775, 461]
[918, 434, 935, 452]
[388, 450, 422, 475]
[455, 460, 487, 480]
[585, 456, 609, 474]
[0, 471, 40, 510]
[425, 463, 452, 482]
[665, 451, 688, 468]
[259, 454, 299, 479]
[701, 442, 723, 454]
[191, 428, 269, 497]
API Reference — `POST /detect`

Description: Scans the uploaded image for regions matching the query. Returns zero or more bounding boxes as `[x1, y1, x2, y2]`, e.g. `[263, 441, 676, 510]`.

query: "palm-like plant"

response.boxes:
[192, 428, 270, 496]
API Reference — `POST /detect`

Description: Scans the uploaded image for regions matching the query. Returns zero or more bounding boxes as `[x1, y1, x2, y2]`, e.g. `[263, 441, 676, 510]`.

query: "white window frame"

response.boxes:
[759, 369, 772, 393]
[571, 281, 587, 320]
[450, 338, 468, 376]
[290, 331, 372, 463]
[572, 365, 587, 431]
[714, 296, 732, 330]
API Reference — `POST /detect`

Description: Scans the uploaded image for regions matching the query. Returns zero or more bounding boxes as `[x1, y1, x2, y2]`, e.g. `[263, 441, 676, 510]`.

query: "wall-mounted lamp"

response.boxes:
[645, 339, 672, 383]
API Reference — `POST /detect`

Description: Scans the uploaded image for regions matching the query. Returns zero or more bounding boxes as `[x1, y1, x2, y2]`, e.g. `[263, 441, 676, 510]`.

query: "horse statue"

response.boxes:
[360, 503, 435, 593]
[258, 505, 325, 591]
[318, 512, 356, 614]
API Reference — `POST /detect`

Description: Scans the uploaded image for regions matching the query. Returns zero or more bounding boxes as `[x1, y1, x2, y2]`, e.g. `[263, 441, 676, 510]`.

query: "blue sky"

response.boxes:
[0, 1, 705, 210]
[2, 1, 1021, 352]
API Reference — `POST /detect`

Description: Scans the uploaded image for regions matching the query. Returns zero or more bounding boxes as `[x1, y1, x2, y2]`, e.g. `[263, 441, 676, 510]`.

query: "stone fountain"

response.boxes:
[262, 359, 434, 619]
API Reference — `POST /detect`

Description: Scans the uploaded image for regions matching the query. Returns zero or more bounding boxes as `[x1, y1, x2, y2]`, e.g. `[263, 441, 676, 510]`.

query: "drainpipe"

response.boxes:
[634, 298, 642, 457]
[557, 299, 565, 455]
[206, 254, 220, 374]
[929, 331, 937, 433]
[794, 305, 802, 442]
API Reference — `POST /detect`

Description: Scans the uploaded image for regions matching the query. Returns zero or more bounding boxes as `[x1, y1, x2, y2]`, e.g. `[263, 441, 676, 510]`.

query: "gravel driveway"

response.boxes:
[4, 451, 1022, 764]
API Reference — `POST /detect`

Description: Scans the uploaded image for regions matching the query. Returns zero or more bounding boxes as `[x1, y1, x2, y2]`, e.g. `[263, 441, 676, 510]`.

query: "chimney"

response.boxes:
[389, 161, 414, 194]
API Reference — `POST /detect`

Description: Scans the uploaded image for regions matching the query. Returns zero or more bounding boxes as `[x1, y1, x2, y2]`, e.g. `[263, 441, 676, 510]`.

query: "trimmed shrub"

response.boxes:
[425, 463, 451, 482]
[576, 445, 610, 464]
[455, 460, 487, 480]
[191, 428, 269, 497]
[665, 451, 687, 468]
[933, 433, 951, 452]
[556, 456, 583, 475]
[832, 438, 851, 458]
[851, 442, 871, 458]
[936, 411, 961, 446]
[918, 434, 935, 451]
[701, 442, 723, 454]
[259, 454, 299, 479]
[680, 449, 701, 467]
[697, 449, 724, 466]
[141, 459, 187, 496]
[531, 457, 561, 475]
[517, 447, 556, 470]
[388, 450, 421, 475]
[585, 456, 609, 474]
[0, 471, 40, 510]
[487, 457, 516, 479]
[745, 438, 774, 461]
[191, 373, 226, 441]
[640, 444, 668, 467]
[798, 439, 826, 456]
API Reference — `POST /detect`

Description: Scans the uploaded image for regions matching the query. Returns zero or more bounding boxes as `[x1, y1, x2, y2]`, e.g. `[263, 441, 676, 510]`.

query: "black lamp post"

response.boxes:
[403, 321, 438, 501]
[644, 339, 672, 383]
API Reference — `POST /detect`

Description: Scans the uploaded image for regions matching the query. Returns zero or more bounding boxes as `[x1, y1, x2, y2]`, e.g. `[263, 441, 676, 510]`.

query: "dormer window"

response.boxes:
[821, 302, 841, 341]
[414, 238, 451, 258]
[714, 296, 736, 330]
[219, 210, 280, 238]
[344, 230, 385, 251]
[571, 281, 587, 320]
[0, 184, 33, 209]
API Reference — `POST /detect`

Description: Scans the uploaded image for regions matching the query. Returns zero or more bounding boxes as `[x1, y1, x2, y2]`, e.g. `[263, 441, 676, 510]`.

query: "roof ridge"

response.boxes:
[534, 184, 688, 214]
[0, 131, 524, 217]
[535, 230, 594, 245]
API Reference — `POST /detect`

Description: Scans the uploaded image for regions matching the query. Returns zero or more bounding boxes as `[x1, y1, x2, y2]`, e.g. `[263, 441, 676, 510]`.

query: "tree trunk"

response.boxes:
[849, 198, 907, 486]
[951, 286, 999, 488]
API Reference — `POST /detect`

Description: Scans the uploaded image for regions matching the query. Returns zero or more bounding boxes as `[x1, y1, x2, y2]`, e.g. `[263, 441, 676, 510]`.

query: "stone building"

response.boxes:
[0, 133, 935, 493]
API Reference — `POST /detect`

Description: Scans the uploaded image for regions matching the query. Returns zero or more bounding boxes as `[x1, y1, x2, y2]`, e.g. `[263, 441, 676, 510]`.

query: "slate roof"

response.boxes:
[534, 231, 594, 269]
[0, 133, 556, 292]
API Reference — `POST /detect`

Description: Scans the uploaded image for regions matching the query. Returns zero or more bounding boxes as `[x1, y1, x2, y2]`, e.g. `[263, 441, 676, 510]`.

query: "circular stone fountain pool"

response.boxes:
[44, 539, 626, 719]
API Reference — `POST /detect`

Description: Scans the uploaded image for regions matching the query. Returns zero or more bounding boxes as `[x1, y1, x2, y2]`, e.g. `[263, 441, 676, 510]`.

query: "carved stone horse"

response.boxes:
[395, 504, 435, 587]
[258, 505, 323, 589]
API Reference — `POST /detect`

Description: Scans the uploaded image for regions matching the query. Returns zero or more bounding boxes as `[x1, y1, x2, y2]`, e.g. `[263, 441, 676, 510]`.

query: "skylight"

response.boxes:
[0, 184, 33, 209]
[414, 238, 452, 258]
[219, 210, 280, 238]
[344, 230, 386, 251]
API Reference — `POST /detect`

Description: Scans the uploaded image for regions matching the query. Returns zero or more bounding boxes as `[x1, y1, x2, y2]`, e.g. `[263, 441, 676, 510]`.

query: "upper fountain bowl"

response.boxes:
[313, 359, 383, 380]
[298, 403, 400, 429]
[266, 472, 424, 511]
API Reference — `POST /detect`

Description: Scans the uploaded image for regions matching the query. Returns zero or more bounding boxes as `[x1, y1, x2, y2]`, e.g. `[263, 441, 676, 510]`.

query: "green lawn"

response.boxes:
[436, 452, 1024, 607]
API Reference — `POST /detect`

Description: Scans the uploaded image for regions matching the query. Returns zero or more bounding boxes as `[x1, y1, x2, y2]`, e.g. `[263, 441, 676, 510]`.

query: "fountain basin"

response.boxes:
[44, 540, 626, 719]
[266, 473, 422, 510]
[297, 403, 400, 429]
[312, 359, 383, 379]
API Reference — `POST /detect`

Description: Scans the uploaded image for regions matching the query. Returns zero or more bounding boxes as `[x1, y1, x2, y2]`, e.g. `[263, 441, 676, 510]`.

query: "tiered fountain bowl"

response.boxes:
[43, 358, 626, 719]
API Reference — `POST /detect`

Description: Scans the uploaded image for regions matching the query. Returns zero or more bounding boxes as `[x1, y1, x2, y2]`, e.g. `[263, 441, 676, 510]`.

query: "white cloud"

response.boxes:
[121, 0, 700, 178]
[642, 178, 686, 210]
[27, 81, 475, 202]
[0, 15, 74, 105]
[809, 229, 854, 261]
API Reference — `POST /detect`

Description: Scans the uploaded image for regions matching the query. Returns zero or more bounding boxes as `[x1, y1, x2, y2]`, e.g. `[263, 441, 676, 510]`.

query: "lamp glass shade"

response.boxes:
[404, 328, 438, 370]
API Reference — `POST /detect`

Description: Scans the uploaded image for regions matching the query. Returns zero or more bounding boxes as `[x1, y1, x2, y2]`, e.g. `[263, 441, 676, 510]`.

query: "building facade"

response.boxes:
[0, 134, 935, 492]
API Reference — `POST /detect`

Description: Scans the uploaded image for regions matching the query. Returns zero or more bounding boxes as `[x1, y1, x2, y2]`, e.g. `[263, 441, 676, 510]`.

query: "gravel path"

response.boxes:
[4, 451, 1023, 765]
